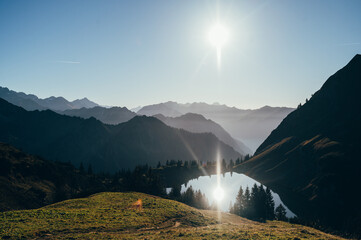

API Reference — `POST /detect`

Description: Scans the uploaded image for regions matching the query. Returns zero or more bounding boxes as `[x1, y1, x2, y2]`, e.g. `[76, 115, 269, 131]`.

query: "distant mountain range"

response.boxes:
[130, 106, 143, 113]
[0, 98, 242, 173]
[1, 86, 293, 152]
[0, 86, 98, 111]
[137, 102, 294, 152]
[138, 101, 248, 118]
[235, 54, 361, 235]
[153, 113, 252, 156]
[60, 106, 137, 125]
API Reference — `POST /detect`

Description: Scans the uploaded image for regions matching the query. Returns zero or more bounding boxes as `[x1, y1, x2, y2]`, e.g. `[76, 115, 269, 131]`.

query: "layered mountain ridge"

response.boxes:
[137, 101, 294, 151]
[153, 113, 252, 155]
[0, 98, 242, 173]
[61, 106, 137, 125]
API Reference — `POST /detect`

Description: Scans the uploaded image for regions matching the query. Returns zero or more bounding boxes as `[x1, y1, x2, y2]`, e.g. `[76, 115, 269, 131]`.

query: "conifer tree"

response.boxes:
[275, 204, 287, 221]
[194, 190, 203, 209]
[169, 185, 181, 200]
[265, 187, 275, 220]
[149, 175, 162, 195]
[230, 184, 277, 221]
[200, 191, 209, 209]
[243, 186, 251, 218]
[259, 185, 267, 220]
[182, 186, 195, 206]
[250, 183, 259, 219]
[234, 186, 244, 216]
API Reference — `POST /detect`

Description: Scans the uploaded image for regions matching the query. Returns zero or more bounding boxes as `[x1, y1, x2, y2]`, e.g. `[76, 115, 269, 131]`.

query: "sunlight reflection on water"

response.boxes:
[169, 172, 295, 217]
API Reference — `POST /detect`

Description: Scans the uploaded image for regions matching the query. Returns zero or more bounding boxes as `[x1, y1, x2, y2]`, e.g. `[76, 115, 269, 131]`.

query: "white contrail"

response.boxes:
[55, 60, 80, 64]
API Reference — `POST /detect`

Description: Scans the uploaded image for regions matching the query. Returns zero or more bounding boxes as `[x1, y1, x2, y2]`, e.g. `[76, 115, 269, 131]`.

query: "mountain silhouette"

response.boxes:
[69, 97, 99, 109]
[137, 101, 248, 117]
[0, 86, 99, 111]
[236, 54, 361, 235]
[0, 87, 45, 111]
[137, 101, 294, 152]
[153, 113, 252, 155]
[138, 102, 183, 117]
[61, 106, 136, 125]
[0, 99, 241, 173]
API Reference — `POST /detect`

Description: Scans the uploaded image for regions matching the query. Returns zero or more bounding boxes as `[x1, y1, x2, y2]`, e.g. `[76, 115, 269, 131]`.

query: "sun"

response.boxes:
[208, 23, 229, 69]
[213, 186, 225, 202]
[208, 23, 229, 48]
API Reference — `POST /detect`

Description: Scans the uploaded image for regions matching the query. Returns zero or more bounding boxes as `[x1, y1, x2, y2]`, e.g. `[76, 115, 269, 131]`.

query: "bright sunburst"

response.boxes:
[213, 186, 225, 202]
[208, 23, 229, 48]
[208, 23, 229, 69]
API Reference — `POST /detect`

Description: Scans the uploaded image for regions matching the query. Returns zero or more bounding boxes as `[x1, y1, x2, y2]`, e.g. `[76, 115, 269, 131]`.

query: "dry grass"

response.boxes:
[0, 192, 345, 239]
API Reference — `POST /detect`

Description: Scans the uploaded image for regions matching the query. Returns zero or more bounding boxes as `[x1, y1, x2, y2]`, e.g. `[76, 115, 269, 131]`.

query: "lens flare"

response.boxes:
[213, 186, 224, 202]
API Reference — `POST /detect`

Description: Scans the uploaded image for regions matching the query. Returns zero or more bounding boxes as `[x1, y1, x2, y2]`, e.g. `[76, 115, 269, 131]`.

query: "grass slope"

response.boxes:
[0, 192, 344, 239]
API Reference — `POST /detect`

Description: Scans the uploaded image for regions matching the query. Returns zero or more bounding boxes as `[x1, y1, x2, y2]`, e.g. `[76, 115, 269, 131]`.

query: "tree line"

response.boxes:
[230, 183, 287, 221]
[168, 185, 210, 210]
[159, 155, 252, 170]
[104, 164, 211, 210]
[77, 155, 254, 189]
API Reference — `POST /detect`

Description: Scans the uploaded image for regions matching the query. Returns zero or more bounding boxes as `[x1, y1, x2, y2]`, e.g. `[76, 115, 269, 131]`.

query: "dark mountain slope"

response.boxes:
[61, 106, 136, 125]
[235, 54, 361, 236]
[106, 116, 242, 169]
[0, 99, 241, 173]
[0, 142, 106, 211]
[154, 113, 251, 155]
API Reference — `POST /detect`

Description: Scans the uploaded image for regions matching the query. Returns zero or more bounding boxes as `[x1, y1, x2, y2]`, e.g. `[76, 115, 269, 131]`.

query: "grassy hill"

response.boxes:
[0, 192, 344, 239]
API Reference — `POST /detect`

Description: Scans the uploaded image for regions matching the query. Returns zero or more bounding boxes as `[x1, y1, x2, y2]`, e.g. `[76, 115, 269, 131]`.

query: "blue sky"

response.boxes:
[1, 0, 360, 109]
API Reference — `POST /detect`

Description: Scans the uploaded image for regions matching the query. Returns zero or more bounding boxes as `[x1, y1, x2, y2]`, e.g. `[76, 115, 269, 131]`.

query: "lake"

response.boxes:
[169, 172, 295, 217]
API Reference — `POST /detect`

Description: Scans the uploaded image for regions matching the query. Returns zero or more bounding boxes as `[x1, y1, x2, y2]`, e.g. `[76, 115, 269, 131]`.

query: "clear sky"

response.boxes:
[1, 0, 361, 109]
